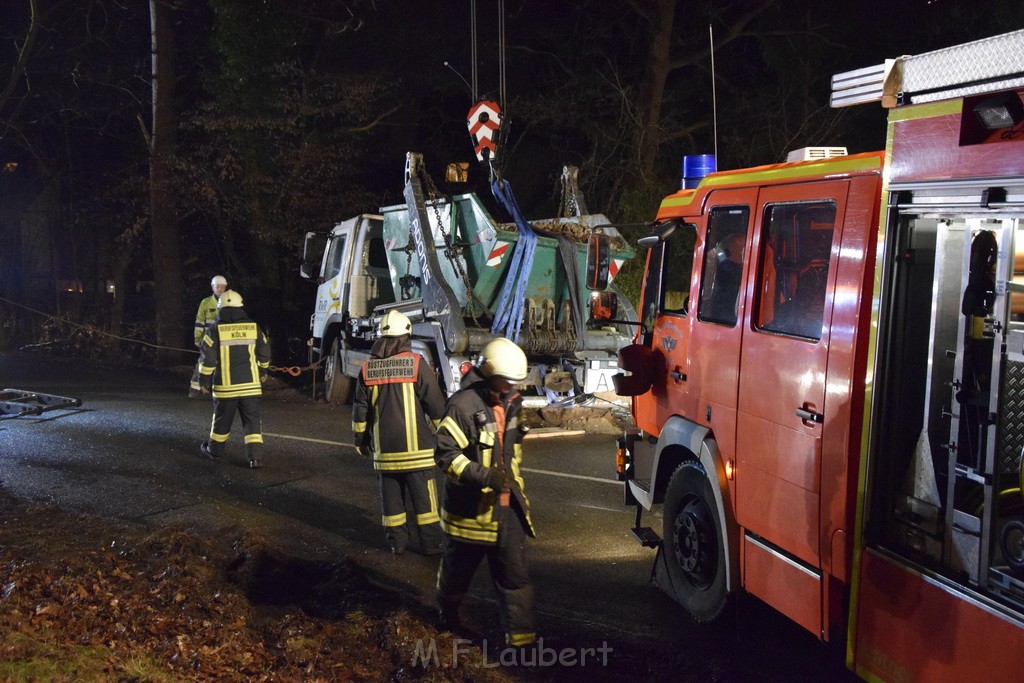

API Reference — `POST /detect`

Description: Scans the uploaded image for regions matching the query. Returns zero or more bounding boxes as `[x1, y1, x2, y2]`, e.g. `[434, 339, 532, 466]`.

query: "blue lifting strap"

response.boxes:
[489, 178, 537, 343]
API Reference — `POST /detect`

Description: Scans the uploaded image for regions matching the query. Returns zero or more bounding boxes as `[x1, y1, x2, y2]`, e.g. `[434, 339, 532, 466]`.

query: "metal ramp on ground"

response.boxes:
[0, 388, 82, 420]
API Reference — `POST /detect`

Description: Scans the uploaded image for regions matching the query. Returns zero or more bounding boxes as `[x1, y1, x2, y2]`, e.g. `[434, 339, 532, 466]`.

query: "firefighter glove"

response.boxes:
[484, 465, 507, 490]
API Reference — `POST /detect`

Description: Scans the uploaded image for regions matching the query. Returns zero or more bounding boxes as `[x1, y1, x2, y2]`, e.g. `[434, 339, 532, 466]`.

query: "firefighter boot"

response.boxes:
[246, 440, 263, 469]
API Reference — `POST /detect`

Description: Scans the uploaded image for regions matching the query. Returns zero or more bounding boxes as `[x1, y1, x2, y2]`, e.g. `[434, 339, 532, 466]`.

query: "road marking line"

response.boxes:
[521, 467, 619, 485]
[264, 432, 619, 485]
[264, 432, 353, 447]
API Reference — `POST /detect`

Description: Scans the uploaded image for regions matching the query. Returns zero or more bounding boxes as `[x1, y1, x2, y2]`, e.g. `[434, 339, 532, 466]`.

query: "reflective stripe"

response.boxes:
[244, 434, 263, 444]
[210, 431, 230, 443]
[352, 421, 367, 434]
[427, 478, 438, 515]
[372, 450, 436, 472]
[417, 511, 440, 525]
[439, 416, 469, 449]
[403, 382, 417, 451]
[479, 430, 495, 468]
[448, 454, 472, 480]
[440, 509, 498, 543]
[431, 419, 441, 429]
[382, 512, 407, 527]
[508, 632, 536, 647]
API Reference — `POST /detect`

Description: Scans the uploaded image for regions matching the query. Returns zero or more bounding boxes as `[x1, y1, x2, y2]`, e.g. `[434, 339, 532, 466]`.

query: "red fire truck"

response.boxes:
[588, 29, 1024, 680]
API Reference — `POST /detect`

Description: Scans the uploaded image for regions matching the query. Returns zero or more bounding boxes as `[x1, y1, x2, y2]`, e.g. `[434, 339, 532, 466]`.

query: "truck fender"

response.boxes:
[319, 315, 346, 356]
[654, 415, 739, 593]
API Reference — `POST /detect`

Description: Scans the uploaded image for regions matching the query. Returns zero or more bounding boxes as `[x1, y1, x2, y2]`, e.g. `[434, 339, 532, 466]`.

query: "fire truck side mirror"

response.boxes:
[612, 343, 659, 396]
[637, 219, 679, 249]
[586, 231, 612, 291]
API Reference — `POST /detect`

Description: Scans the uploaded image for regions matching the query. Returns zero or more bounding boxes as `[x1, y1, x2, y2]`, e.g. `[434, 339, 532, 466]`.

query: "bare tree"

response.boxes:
[148, 0, 185, 365]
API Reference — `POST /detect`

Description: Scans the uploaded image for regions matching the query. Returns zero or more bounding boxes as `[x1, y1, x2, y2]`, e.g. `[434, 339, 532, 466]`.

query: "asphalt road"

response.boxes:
[0, 351, 853, 681]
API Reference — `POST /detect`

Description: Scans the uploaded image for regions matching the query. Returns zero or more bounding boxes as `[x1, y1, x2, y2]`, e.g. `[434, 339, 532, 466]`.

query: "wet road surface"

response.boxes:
[0, 351, 854, 681]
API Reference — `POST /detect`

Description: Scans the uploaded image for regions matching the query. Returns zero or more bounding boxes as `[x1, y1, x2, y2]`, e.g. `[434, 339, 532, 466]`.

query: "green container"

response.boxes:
[380, 193, 634, 322]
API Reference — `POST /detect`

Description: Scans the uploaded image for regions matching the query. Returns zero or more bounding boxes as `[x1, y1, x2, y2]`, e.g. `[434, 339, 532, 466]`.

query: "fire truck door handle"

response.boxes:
[796, 407, 824, 424]
[670, 369, 687, 382]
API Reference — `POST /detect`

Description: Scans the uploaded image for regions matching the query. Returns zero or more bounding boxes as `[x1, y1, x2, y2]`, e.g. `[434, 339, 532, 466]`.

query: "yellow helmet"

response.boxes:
[480, 337, 528, 382]
[218, 289, 243, 308]
[379, 310, 412, 337]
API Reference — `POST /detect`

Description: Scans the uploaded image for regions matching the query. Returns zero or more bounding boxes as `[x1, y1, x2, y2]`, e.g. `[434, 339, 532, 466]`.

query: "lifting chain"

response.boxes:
[269, 358, 323, 377]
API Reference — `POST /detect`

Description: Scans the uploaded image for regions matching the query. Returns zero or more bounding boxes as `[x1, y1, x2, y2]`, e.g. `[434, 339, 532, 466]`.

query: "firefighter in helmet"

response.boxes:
[198, 290, 271, 468]
[352, 310, 447, 555]
[190, 275, 229, 398]
[434, 337, 537, 647]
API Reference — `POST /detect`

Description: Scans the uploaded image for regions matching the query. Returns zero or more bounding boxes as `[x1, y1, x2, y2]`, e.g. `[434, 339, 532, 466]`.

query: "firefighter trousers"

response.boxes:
[208, 397, 263, 462]
[379, 469, 443, 553]
[436, 503, 535, 646]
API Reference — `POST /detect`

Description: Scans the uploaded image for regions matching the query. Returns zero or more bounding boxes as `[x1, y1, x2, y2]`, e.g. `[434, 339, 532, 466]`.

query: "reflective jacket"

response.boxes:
[434, 381, 535, 544]
[352, 351, 446, 472]
[198, 308, 271, 399]
[194, 294, 219, 347]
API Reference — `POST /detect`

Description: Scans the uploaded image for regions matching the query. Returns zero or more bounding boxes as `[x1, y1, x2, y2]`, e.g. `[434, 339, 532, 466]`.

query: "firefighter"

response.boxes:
[434, 337, 536, 647]
[198, 289, 271, 468]
[190, 275, 228, 398]
[352, 310, 447, 556]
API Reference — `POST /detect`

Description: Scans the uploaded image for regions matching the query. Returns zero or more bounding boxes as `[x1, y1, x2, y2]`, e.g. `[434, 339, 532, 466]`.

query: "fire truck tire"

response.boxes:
[662, 461, 727, 622]
[1000, 518, 1024, 574]
[324, 338, 353, 404]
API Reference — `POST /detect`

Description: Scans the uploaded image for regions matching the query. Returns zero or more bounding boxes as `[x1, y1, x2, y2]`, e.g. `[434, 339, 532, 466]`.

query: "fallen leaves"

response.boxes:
[0, 490, 513, 682]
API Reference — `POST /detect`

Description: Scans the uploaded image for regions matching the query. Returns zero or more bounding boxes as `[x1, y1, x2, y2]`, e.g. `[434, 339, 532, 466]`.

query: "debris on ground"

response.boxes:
[522, 404, 633, 435]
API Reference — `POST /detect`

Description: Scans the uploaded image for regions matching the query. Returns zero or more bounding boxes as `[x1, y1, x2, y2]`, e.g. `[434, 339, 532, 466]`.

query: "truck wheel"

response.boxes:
[1000, 518, 1024, 574]
[323, 338, 353, 404]
[662, 461, 727, 622]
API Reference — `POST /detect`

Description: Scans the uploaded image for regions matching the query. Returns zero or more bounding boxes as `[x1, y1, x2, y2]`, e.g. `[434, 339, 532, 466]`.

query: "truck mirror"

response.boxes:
[612, 343, 658, 396]
[637, 219, 680, 249]
[299, 231, 324, 282]
[589, 290, 619, 322]
[586, 231, 612, 290]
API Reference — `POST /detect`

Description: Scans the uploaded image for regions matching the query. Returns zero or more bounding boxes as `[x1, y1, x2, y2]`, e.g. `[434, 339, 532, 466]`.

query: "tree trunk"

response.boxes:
[636, 0, 676, 180]
[149, 0, 185, 366]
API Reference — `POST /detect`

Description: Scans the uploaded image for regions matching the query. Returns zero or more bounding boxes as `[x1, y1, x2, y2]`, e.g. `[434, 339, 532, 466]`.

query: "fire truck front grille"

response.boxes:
[1000, 359, 1024, 475]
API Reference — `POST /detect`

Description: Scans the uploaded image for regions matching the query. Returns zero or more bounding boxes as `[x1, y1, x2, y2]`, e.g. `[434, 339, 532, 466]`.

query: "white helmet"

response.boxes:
[218, 289, 243, 308]
[480, 337, 528, 382]
[378, 310, 412, 337]
[211, 275, 228, 287]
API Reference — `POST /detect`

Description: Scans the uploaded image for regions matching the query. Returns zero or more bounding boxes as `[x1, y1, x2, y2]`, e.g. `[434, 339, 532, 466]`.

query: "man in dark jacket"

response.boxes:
[198, 289, 271, 468]
[434, 337, 536, 647]
[352, 310, 447, 555]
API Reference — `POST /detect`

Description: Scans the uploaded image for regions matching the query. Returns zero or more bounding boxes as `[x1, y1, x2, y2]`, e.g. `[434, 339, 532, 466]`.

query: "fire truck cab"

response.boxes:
[592, 29, 1024, 680]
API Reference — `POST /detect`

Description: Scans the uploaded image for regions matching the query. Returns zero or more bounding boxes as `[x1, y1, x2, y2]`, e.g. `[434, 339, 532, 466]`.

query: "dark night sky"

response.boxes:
[0, 0, 1022, 344]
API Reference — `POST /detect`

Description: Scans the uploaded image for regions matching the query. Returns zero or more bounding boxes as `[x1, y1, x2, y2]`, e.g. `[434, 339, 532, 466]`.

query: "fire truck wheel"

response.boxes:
[324, 338, 353, 404]
[1000, 518, 1024, 574]
[662, 461, 727, 622]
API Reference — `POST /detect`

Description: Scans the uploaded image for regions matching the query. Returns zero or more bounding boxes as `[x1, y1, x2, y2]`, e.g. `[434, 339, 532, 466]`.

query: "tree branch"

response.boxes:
[345, 104, 400, 133]
[0, 0, 41, 117]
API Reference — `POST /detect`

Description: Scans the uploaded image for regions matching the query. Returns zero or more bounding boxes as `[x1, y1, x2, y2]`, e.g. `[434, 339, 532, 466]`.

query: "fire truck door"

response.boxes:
[686, 189, 756, 459]
[735, 181, 850, 568]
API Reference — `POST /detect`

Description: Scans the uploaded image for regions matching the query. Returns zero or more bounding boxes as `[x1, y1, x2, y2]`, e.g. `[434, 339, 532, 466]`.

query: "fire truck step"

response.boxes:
[630, 526, 661, 548]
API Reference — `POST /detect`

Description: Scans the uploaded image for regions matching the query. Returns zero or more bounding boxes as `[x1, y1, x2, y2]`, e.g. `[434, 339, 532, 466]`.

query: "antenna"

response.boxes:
[470, 0, 478, 101]
[709, 24, 719, 162]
